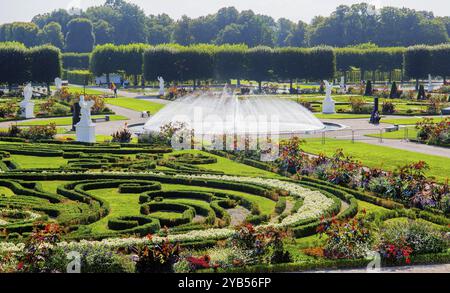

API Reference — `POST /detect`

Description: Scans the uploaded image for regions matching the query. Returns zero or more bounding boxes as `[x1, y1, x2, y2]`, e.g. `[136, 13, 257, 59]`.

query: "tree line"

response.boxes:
[90, 44, 335, 90]
[0, 42, 61, 90]
[0, 1, 449, 53]
[1, 42, 449, 91]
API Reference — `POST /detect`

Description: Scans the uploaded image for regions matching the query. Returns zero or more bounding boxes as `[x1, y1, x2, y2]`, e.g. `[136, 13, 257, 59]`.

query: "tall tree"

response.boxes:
[65, 18, 95, 53]
[41, 22, 64, 49]
[93, 20, 115, 45]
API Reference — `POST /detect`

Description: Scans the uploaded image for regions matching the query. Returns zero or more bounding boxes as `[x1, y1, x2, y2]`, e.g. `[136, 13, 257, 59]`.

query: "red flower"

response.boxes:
[17, 262, 24, 270]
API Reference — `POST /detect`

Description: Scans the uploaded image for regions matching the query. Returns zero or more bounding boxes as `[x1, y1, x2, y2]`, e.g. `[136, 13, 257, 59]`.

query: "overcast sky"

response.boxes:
[1, 0, 449, 24]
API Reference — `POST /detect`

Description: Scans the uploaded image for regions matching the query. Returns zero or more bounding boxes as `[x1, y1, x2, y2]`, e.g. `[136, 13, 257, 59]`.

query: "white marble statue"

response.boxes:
[76, 96, 96, 143]
[339, 76, 345, 94]
[20, 83, 34, 119]
[322, 80, 336, 114]
[55, 77, 63, 91]
[158, 76, 165, 96]
[428, 74, 433, 92]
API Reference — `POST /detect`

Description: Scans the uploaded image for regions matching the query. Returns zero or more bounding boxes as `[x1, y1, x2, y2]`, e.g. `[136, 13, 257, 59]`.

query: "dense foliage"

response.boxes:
[0, 2, 448, 51]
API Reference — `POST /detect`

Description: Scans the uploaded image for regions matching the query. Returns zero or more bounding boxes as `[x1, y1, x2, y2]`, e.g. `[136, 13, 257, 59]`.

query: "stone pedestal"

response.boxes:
[76, 123, 96, 143]
[322, 99, 336, 114]
[20, 102, 35, 119]
[159, 89, 165, 96]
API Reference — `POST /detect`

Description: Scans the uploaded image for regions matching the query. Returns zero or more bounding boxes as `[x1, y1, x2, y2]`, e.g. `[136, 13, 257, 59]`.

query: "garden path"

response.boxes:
[320, 117, 450, 158]
[73, 85, 171, 105]
[228, 206, 251, 226]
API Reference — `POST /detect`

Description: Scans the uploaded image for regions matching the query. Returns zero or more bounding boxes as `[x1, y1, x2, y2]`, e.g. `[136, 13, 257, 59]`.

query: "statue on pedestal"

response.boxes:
[428, 74, 433, 92]
[339, 76, 346, 94]
[20, 83, 34, 119]
[322, 80, 336, 114]
[158, 76, 165, 96]
[76, 96, 96, 143]
[55, 77, 63, 91]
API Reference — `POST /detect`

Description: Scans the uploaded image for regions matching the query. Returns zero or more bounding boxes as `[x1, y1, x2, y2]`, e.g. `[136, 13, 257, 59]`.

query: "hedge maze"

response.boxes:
[0, 140, 448, 248]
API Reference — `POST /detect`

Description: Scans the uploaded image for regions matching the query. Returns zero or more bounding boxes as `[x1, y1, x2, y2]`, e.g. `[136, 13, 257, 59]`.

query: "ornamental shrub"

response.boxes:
[381, 101, 395, 114]
[317, 213, 374, 260]
[378, 220, 448, 264]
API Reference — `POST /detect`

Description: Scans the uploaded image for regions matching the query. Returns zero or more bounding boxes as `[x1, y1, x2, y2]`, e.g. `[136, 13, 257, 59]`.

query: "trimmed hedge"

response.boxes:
[107, 216, 160, 236]
[62, 53, 90, 70]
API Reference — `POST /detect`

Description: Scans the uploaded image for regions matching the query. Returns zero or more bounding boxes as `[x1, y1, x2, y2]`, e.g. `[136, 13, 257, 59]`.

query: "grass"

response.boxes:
[356, 200, 393, 220]
[104, 97, 165, 114]
[51, 86, 104, 95]
[163, 184, 276, 216]
[366, 127, 418, 140]
[87, 188, 141, 233]
[315, 113, 371, 119]
[0, 186, 15, 197]
[17, 115, 128, 126]
[57, 134, 116, 143]
[383, 217, 449, 231]
[10, 155, 68, 169]
[85, 180, 276, 233]
[382, 116, 449, 125]
[36, 181, 71, 194]
[166, 149, 282, 178]
[302, 138, 450, 182]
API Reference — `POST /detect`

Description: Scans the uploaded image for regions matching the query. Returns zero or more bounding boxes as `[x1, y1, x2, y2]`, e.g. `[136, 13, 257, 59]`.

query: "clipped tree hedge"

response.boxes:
[404, 45, 432, 84]
[213, 44, 248, 83]
[28, 45, 62, 88]
[143, 45, 180, 82]
[245, 46, 274, 90]
[0, 42, 28, 88]
[62, 53, 90, 70]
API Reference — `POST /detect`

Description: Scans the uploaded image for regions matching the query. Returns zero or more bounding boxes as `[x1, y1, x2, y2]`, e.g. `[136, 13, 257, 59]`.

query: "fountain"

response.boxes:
[143, 89, 326, 136]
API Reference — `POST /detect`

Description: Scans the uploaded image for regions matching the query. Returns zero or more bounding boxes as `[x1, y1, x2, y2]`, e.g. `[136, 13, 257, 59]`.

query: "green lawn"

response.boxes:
[365, 127, 418, 140]
[163, 184, 276, 216]
[104, 97, 165, 114]
[51, 86, 105, 95]
[87, 188, 141, 233]
[315, 113, 371, 119]
[382, 117, 448, 125]
[167, 150, 282, 178]
[57, 134, 116, 143]
[10, 155, 68, 169]
[0, 186, 15, 197]
[17, 115, 128, 126]
[302, 138, 450, 182]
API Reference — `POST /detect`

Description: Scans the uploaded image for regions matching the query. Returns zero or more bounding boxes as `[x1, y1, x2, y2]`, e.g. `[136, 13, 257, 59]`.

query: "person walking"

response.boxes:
[111, 82, 118, 98]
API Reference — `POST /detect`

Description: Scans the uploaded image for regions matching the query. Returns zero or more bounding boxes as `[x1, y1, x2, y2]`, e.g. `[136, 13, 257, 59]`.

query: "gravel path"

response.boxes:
[228, 206, 251, 226]
[320, 117, 450, 158]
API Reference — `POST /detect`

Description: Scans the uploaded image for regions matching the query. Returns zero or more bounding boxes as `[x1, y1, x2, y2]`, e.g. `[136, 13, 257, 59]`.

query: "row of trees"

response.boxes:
[1, 1, 449, 53]
[404, 44, 450, 86]
[91, 44, 335, 90]
[0, 43, 62, 90]
[0, 19, 95, 53]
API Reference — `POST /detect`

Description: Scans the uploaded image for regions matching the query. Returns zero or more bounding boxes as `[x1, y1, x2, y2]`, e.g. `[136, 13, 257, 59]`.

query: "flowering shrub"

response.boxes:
[16, 223, 62, 273]
[112, 124, 132, 143]
[278, 137, 449, 211]
[19, 123, 57, 141]
[381, 101, 395, 114]
[229, 224, 292, 265]
[0, 101, 19, 118]
[416, 118, 450, 146]
[317, 212, 374, 259]
[134, 236, 181, 273]
[378, 220, 448, 264]
[349, 97, 371, 114]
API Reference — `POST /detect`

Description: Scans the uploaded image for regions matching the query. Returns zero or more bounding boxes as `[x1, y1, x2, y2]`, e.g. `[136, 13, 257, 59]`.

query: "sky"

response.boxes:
[1, 0, 449, 24]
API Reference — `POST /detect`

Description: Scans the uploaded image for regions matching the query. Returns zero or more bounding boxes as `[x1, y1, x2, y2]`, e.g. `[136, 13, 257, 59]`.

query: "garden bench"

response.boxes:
[92, 115, 110, 123]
